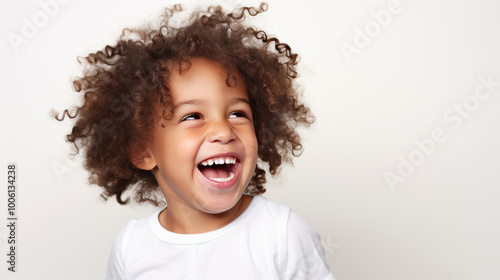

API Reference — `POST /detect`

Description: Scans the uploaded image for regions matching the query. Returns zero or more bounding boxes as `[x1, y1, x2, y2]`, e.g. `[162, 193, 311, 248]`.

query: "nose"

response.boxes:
[206, 118, 235, 144]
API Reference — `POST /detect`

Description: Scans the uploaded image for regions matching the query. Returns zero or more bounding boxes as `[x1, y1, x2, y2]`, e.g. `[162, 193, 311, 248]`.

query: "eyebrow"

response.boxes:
[172, 97, 251, 111]
[172, 99, 203, 111]
[230, 97, 251, 106]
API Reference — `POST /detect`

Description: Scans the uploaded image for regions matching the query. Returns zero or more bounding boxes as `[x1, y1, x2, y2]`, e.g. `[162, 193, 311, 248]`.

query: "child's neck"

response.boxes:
[159, 195, 253, 234]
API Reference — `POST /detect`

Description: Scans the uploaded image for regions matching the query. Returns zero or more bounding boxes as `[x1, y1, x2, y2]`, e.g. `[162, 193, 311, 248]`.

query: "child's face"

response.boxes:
[147, 58, 258, 214]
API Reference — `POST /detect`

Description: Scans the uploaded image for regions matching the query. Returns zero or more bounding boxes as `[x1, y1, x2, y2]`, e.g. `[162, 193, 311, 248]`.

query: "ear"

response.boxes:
[128, 142, 157, 170]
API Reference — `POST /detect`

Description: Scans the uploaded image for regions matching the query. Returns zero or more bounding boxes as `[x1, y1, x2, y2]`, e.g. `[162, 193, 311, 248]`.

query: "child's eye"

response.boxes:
[228, 111, 248, 119]
[180, 113, 202, 122]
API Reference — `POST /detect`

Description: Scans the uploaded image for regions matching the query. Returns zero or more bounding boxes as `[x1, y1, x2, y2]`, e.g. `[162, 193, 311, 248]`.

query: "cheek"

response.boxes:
[243, 129, 258, 157]
[171, 131, 202, 160]
[153, 130, 200, 165]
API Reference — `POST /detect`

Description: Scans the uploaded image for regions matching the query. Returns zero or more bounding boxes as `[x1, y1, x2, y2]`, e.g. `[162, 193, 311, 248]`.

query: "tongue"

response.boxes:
[199, 165, 230, 179]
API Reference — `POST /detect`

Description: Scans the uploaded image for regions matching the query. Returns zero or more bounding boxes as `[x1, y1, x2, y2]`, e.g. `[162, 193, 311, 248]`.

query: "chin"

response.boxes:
[198, 190, 245, 214]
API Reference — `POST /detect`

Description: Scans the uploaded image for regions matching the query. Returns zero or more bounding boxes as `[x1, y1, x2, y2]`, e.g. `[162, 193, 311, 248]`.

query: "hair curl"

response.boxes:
[55, 2, 314, 206]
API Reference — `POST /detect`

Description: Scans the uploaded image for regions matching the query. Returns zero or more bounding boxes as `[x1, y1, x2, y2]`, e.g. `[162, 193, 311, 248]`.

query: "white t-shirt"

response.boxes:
[106, 195, 335, 280]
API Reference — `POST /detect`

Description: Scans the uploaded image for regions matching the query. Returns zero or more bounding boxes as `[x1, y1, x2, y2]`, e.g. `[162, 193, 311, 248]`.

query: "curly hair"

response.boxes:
[55, 2, 314, 206]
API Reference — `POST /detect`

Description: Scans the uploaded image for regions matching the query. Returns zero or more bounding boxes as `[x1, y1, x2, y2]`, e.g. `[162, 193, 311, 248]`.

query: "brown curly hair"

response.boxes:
[55, 2, 314, 206]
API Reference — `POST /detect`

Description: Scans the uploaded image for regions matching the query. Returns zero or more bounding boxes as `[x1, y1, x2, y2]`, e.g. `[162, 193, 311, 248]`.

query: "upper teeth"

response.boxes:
[201, 157, 236, 166]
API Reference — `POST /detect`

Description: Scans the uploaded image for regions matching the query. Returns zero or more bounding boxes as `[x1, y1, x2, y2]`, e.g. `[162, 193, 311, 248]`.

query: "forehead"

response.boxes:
[167, 58, 248, 103]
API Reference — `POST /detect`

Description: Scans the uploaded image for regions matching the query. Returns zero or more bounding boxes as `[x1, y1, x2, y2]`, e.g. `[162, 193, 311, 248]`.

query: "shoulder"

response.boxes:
[250, 196, 334, 279]
[282, 207, 335, 280]
[106, 211, 160, 280]
[244, 195, 292, 232]
[249, 195, 290, 218]
[249, 196, 325, 241]
[112, 211, 156, 251]
[286, 210, 320, 240]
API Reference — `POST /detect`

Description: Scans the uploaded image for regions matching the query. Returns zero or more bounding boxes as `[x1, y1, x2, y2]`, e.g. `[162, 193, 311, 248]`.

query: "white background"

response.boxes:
[1, 0, 499, 279]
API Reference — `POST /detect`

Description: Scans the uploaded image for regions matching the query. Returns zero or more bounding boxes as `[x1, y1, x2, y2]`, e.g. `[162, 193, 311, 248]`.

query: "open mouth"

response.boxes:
[197, 156, 238, 182]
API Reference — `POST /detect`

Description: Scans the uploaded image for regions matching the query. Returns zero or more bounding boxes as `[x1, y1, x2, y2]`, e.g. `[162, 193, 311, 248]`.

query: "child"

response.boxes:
[57, 3, 334, 279]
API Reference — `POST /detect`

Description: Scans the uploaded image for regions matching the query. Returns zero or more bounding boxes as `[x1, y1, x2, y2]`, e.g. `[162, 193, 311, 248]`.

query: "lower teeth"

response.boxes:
[210, 172, 234, 182]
